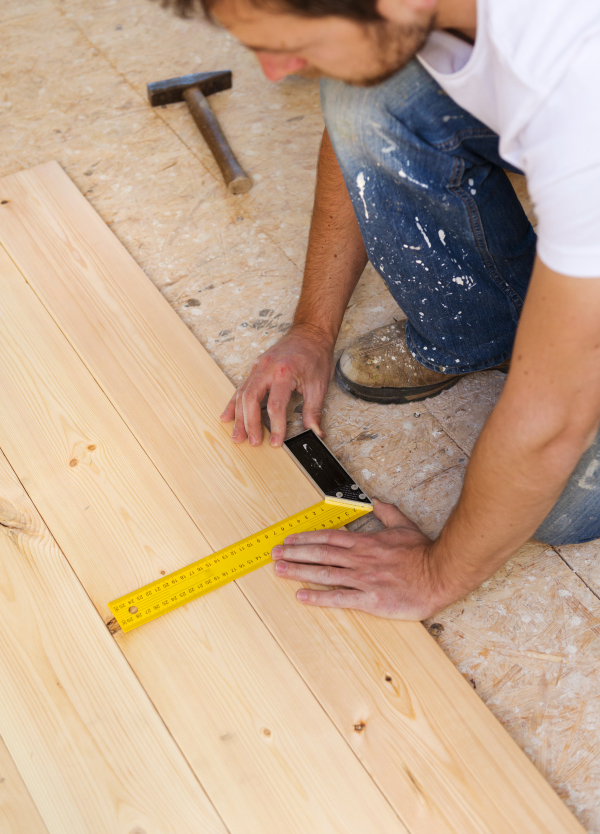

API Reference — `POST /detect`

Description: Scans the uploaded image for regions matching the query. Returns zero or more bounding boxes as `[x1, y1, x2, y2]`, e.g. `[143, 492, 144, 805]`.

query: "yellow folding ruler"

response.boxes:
[108, 430, 372, 632]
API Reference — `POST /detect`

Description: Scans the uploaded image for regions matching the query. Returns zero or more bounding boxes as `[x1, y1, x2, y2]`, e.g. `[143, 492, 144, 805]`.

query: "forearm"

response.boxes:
[429, 396, 593, 600]
[429, 257, 600, 600]
[293, 129, 368, 344]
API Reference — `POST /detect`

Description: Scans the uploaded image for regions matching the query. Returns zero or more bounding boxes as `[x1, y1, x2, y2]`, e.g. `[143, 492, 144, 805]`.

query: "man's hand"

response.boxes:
[271, 499, 448, 620]
[220, 323, 335, 447]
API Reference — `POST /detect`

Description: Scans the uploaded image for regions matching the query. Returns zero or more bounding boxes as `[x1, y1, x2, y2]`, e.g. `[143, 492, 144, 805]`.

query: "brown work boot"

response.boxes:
[335, 320, 509, 404]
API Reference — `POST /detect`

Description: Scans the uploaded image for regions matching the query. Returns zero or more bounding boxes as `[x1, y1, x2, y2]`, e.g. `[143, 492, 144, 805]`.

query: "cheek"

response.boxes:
[256, 52, 307, 80]
[309, 37, 376, 72]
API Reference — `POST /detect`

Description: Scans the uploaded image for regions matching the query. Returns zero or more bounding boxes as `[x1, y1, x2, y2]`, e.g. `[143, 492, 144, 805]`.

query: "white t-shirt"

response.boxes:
[418, 0, 600, 277]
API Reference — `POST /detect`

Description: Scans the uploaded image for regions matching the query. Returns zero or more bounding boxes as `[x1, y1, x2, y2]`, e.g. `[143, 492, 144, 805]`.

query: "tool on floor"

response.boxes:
[108, 430, 372, 632]
[148, 70, 251, 195]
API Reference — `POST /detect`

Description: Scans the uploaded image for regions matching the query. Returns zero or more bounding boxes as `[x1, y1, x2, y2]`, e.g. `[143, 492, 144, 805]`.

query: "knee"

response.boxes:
[320, 78, 383, 152]
[320, 63, 426, 161]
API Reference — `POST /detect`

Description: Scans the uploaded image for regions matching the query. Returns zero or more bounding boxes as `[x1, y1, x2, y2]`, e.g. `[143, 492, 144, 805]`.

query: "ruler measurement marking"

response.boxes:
[109, 499, 371, 632]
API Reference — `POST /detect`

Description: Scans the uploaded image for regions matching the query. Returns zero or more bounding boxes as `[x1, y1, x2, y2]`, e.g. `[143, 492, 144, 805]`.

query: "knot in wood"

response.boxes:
[353, 722, 366, 733]
[0, 499, 30, 533]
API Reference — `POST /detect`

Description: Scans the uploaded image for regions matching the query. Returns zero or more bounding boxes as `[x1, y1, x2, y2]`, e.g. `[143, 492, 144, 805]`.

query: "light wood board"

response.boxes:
[0, 203, 405, 833]
[0, 433, 225, 834]
[0, 161, 586, 833]
[0, 736, 48, 834]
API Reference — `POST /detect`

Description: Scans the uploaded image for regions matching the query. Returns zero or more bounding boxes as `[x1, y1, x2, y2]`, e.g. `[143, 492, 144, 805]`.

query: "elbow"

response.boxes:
[492, 391, 600, 472]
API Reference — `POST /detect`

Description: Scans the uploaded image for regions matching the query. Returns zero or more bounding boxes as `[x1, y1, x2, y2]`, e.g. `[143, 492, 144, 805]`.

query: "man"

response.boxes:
[173, 0, 600, 619]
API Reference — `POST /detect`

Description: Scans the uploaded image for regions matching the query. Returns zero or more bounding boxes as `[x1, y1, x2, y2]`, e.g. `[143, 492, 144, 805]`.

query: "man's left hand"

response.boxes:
[271, 499, 447, 620]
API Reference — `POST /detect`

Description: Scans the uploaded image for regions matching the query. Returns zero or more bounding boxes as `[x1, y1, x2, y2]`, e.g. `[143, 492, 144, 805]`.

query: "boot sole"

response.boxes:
[335, 359, 509, 405]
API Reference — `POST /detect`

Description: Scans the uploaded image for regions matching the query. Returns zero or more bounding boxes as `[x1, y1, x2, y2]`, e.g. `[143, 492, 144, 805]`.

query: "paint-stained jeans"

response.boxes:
[321, 62, 600, 546]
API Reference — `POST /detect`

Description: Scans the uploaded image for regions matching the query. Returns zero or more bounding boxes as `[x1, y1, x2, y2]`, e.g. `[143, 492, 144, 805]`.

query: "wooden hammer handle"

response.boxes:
[183, 87, 251, 195]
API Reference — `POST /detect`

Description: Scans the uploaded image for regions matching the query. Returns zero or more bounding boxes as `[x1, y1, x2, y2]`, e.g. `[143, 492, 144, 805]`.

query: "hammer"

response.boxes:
[148, 71, 251, 195]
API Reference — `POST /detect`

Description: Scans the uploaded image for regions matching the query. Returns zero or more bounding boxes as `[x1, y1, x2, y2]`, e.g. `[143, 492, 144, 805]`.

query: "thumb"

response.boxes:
[372, 498, 418, 529]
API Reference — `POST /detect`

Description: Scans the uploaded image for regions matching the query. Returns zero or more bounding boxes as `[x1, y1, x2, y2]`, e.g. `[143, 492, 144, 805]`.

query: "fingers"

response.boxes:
[279, 529, 355, 551]
[220, 392, 237, 424]
[296, 587, 368, 610]
[266, 376, 296, 447]
[272, 544, 354, 572]
[274, 559, 352, 586]
[239, 374, 270, 445]
[301, 389, 326, 438]
[232, 389, 249, 444]
[227, 365, 296, 447]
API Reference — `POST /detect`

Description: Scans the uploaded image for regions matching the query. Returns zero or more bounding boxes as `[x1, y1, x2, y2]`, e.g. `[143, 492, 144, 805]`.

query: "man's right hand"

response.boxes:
[220, 323, 335, 447]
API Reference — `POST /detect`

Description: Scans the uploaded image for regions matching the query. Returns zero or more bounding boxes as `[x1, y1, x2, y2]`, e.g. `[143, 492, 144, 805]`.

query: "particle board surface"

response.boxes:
[0, 161, 587, 833]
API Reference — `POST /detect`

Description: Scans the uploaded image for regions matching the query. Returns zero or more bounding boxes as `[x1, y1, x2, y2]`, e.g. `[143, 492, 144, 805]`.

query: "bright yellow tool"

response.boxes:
[108, 496, 372, 632]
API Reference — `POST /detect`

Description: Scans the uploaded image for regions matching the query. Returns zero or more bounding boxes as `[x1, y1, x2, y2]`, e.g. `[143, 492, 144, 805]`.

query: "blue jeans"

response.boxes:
[321, 62, 600, 546]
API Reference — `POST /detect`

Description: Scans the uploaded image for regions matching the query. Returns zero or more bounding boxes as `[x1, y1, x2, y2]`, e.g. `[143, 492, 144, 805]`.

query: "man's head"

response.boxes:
[170, 0, 438, 85]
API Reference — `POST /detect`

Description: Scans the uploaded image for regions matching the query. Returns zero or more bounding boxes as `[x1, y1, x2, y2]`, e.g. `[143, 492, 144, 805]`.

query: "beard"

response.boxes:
[355, 19, 434, 86]
[295, 18, 434, 87]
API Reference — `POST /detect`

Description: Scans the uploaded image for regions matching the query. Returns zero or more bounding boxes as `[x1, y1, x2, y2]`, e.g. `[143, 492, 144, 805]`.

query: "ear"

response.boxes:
[376, 0, 437, 23]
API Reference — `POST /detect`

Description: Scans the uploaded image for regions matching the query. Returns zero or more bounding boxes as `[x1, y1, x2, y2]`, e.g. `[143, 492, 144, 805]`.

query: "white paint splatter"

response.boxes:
[399, 169, 429, 189]
[356, 172, 369, 219]
[468, 178, 474, 186]
[438, 229, 446, 246]
[452, 275, 475, 289]
[370, 122, 397, 154]
[361, 468, 375, 481]
[415, 217, 431, 248]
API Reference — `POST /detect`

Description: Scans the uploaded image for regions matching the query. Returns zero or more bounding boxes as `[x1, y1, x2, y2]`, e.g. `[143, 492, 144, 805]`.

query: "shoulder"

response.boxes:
[486, 0, 600, 93]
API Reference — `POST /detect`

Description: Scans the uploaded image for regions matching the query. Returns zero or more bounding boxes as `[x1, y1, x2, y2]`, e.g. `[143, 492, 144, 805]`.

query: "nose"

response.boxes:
[256, 52, 307, 81]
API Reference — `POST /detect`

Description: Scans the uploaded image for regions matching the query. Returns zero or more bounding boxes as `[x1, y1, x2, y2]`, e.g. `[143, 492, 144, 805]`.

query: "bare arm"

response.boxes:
[429, 258, 600, 601]
[272, 259, 600, 618]
[291, 129, 368, 341]
[220, 129, 367, 446]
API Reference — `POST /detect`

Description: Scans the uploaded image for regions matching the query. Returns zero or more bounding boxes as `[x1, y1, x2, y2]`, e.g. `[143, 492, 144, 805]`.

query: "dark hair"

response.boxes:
[165, 0, 382, 22]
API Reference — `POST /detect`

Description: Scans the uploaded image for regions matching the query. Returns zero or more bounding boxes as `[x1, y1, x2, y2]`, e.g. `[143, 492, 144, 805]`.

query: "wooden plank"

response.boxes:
[0, 445, 226, 834]
[0, 163, 319, 539]
[0, 240, 406, 833]
[0, 737, 48, 834]
[0, 162, 586, 833]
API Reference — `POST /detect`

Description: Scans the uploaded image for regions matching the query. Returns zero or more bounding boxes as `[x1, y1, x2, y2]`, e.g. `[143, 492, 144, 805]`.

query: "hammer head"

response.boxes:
[148, 70, 232, 107]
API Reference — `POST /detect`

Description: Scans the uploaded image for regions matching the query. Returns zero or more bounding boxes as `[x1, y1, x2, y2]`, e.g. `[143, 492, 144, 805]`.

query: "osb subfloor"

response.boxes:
[2, 0, 599, 829]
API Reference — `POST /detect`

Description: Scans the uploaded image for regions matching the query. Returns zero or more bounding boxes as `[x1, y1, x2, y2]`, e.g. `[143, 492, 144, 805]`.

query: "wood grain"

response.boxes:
[0, 238, 406, 833]
[0, 162, 586, 833]
[0, 737, 48, 834]
[0, 446, 226, 834]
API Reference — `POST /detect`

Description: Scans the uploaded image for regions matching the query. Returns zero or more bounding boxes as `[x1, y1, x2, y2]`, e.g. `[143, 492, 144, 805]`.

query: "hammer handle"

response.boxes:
[183, 87, 251, 195]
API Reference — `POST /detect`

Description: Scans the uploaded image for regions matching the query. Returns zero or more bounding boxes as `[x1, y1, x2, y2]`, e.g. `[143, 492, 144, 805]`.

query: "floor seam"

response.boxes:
[552, 545, 600, 601]
[52, 0, 308, 277]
